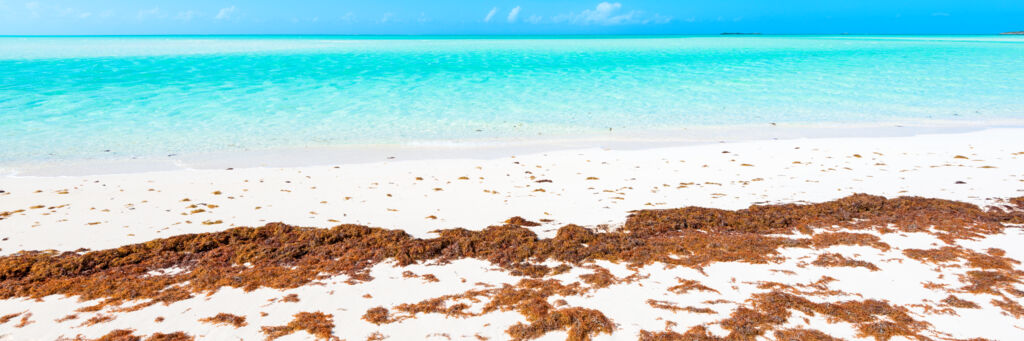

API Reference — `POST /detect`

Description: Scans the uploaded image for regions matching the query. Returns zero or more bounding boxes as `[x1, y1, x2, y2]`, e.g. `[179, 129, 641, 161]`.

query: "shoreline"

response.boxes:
[4, 122, 1022, 177]
[2, 127, 1022, 254]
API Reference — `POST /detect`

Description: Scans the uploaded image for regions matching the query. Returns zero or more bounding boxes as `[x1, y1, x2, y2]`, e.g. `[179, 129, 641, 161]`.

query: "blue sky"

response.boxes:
[1, 0, 1022, 35]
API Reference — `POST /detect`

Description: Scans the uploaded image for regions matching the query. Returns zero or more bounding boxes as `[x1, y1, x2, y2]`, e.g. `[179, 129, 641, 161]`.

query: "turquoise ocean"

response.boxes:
[1, 35, 1023, 167]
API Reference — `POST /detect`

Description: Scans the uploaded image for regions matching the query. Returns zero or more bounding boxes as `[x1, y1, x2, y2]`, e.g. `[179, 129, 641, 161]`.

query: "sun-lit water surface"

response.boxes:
[1, 35, 1023, 164]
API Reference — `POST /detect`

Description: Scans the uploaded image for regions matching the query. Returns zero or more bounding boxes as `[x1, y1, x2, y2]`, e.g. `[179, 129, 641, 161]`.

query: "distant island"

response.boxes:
[720, 32, 762, 35]
[1001, 31, 1024, 35]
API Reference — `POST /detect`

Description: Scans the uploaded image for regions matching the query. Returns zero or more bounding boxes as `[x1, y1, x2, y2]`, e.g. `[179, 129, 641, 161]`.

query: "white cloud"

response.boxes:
[136, 7, 163, 20]
[577, 2, 632, 25]
[647, 13, 672, 24]
[25, 1, 40, 17]
[23, 1, 87, 19]
[175, 10, 197, 21]
[484, 7, 497, 22]
[507, 6, 520, 23]
[339, 12, 355, 23]
[553, 2, 670, 26]
[525, 15, 542, 24]
[380, 12, 394, 23]
[215, 6, 236, 20]
[14, 2, 128, 21]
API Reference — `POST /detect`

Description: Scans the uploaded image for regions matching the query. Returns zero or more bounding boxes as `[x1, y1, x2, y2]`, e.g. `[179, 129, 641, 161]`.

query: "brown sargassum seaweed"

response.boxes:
[1, 194, 1023, 340]
[198, 313, 247, 328]
[87, 329, 193, 341]
[261, 312, 335, 340]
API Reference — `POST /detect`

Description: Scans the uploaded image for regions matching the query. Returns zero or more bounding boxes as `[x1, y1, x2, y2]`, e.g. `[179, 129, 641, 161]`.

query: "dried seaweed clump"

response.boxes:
[637, 326, 719, 341]
[902, 245, 1023, 315]
[579, 267, 618, 289]
[645, 299, 715, 314]
[667, 278, 719, 295]
[506, 307, 614, 341]
[199, 313, 247, 328]
[80, 314, 115, 327]
[625, 194, 1017, 242]
[91, 329, 139, 341]
[903, 246, 1019, 270]
[748, 291, 929, 340]
[772, 329, 843, 341]
[378, 278, 612, 340]
[941, 295, 980, 309]
[810, 232, 891, 251]
[87, 330, 193, 341]
[990, 296, 1024, 318]
[0, 312, 21, 324]
[505, 216, 541, 227]
[362, 307, 391, 325]
[144, 332, 194, 341]
[811, 253, 880, 271]
[959, 270, 1023, 296]
[640, 289, 930, 341]
[261, 312, 336, 341]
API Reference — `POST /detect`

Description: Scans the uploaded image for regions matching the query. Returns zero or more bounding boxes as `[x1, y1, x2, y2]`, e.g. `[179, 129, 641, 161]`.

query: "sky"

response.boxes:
[1, 0, 1022, 35]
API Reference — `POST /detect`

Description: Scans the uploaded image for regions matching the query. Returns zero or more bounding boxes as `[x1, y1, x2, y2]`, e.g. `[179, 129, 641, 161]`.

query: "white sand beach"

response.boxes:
[1, 128, 1023, 340]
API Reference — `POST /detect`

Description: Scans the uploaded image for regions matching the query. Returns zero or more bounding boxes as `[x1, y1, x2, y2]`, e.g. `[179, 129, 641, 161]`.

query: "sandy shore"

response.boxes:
[1, 128, 1023, 340]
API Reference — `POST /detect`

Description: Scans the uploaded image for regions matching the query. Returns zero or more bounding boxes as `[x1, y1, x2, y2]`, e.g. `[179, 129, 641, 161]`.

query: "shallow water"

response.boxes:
[1, 35, 1023, 165]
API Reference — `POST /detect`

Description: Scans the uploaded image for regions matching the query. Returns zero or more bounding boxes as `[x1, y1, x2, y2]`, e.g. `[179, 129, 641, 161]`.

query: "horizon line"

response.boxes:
[1, 32, 1019, 38]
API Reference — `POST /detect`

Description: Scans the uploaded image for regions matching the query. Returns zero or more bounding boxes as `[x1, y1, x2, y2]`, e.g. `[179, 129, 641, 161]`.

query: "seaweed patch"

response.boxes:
[1, 194, 1022, 340]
